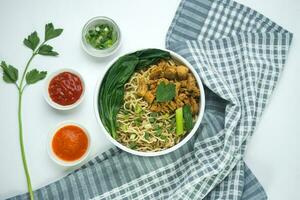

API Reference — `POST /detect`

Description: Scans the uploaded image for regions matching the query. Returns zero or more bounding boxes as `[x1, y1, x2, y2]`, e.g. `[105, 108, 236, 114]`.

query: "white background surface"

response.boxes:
[0, 0, 299, 199]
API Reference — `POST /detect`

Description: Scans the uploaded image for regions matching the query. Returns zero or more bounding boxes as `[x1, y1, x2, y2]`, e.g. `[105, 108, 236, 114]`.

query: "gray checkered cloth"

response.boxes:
[9, 0, 292, 199]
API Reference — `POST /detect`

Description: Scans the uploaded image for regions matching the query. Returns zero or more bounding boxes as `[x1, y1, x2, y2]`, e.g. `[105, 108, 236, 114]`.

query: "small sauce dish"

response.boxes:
[44, 68, 85, 110]
[47, 121, 91, 167]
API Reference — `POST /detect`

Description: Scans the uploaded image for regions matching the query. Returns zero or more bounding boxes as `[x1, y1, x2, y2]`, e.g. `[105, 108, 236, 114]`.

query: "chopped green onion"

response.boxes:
[130, 134, 136, 140]
[85, 23, 117, 50]
[129, 142, 137, 149]
[134, 117, 142, 126]
[144, 132, 150, 140]
[135, 105, 142, 114]
[149, 118, 155, 123]
[150, 112, 158, 118]
[160, 135, 167, 140]
[155, 127, 162, 136]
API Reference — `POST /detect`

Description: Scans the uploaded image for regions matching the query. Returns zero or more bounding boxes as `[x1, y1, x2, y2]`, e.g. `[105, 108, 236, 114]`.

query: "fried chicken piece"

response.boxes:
[180, 80, 187, 88]
[175, 82, 181, 97]
[167, 101, 177, 111]
[150, 103, 160, 112]
[175, 99, 184, 108]
[177, 65, 189, 80]
[187, 73, 196, 91]
[157, 78, 169, 84]
[149, 65, 163, 80]
[158, 60, 168, 68]
[190, 98, 199, 114]
[164, 66, 177, 80]
[144, 91, 155, 104]
[192, 87, 200, 97]
[137, 78, 148, 97]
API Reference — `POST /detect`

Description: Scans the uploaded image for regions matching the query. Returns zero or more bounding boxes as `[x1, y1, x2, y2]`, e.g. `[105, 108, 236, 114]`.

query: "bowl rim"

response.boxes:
[93, 48, 205, 157]
[81, 16, 122, 58]
[47, 121, 91, 167]
[44, 68, 85, 110]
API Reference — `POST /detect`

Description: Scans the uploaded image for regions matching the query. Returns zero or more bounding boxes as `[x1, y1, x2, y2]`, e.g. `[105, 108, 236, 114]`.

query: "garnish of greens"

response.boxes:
[85, 23, 117, 49]
[156, 82, 176, 102]
[176, 105, 194, 136]
[98, 49, 171, 139]
[1, 23, 63, 200]
[183, 105, 193, 131]
[176, 107, 184, 135]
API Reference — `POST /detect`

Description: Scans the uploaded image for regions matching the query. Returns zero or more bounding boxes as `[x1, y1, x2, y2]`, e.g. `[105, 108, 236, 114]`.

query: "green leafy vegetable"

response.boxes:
[1, 23, 63, 200]
[23, 31, 40, 51]
[45, 23, 63, 41]
[1, 61, 18, 83]
[156, 82, 176, 102]
[176, 107, 184, 136]
[98, 49, 171, 139]
[26, 69, 47, 85]
[183, 105, 193, 131]
[38, 44, 59, 56]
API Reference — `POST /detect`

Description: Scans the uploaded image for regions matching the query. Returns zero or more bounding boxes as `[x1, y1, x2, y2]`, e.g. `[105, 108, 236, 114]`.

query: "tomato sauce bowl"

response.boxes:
[44, 68, 85, 110]
[47, 121, 91, 166]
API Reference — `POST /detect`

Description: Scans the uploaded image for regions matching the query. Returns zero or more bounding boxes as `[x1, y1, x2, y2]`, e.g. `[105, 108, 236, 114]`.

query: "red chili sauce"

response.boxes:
[52, 125, 88, 161]
[48, 72, 83, 106]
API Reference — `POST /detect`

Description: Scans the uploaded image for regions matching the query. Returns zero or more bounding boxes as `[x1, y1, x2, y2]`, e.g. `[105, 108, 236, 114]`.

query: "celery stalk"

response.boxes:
[176, 107, 184, 136]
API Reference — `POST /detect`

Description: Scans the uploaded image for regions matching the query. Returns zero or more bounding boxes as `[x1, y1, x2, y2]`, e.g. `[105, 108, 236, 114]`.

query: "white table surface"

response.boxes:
[0, 0, 299, 199]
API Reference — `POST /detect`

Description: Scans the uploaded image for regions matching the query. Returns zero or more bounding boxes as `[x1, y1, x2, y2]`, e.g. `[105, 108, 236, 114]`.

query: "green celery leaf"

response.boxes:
[45, 23, 63, 41]
[23, 31, 40, 51]
[1, 61, 18, 83]
[156, 82, 176, 102]
[38, 44, 58, 56]
[26, 69, 47, 84]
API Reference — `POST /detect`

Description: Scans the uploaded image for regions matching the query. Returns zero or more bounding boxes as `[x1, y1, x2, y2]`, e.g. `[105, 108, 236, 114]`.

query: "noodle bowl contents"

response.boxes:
[116, 59, 200, 152]
[98, 49, 202, 153]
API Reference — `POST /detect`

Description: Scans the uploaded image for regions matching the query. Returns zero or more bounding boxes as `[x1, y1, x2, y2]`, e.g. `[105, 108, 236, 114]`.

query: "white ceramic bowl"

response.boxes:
[44, 68, 85, 110]
[81, 16, 121, 57]
[47, 121, 91, 167]
[94, 48, 205, 156]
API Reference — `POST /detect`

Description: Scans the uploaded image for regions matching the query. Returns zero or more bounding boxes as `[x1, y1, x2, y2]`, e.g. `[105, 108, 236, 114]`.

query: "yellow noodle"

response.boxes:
[116, 64, 184, 152]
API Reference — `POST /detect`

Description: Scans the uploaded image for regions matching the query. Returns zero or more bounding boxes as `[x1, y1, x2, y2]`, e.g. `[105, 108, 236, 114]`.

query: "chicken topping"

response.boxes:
[137, 78, 147, 97]
[138, 59, 200, 115]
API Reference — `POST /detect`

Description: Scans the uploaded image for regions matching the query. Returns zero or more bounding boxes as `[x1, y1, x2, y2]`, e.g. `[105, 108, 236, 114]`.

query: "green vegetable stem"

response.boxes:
[1, 23, 63, 200]
[176, 107, 184, 136]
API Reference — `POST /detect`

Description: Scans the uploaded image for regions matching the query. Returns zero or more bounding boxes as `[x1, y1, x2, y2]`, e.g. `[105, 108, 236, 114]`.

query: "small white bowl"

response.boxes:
[47, 121, 91, 167]
[81, 16, 121, 58]
[94, 48, 206, 157]
[44, 68, 85, 110]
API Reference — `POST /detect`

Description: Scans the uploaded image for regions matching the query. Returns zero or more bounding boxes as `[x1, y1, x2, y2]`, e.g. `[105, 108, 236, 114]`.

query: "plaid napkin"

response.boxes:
[10, 0, 292, 199]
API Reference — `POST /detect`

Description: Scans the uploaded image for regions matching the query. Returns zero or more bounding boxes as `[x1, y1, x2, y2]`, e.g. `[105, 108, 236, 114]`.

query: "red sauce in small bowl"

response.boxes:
[52, 125, 88, 161]
[48, 72, 83, 106]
